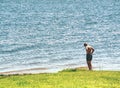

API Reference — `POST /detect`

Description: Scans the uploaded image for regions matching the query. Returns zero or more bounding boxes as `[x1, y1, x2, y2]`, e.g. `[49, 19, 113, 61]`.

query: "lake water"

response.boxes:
[0, 0, 120, 73]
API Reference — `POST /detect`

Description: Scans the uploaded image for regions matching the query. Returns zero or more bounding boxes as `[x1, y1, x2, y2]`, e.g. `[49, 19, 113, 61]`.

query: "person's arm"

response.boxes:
[91, 48, 94, 54]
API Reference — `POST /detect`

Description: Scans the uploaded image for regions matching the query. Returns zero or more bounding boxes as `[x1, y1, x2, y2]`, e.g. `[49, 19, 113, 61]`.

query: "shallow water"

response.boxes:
[0, 0, 120, 73]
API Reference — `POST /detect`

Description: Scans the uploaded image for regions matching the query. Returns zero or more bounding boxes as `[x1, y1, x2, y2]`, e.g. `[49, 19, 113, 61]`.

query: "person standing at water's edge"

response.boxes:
[84, 43, 94, 70]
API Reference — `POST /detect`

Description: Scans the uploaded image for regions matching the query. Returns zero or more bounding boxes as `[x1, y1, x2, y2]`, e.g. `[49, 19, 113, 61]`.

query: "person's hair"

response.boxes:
[84, 43, 88, 46]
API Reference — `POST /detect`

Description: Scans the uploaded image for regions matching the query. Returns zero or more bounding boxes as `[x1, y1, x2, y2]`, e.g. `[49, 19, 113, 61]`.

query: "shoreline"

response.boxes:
[0, 67, 49, 75]
[0, 66, 119, 75]
[0, 67, 119, 88]
[0, 66, 88, 75]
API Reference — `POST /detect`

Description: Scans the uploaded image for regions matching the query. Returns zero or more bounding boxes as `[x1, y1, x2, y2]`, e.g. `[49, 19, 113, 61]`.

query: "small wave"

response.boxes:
[0, 43, 49, 54]
[48, 57, 74, 63]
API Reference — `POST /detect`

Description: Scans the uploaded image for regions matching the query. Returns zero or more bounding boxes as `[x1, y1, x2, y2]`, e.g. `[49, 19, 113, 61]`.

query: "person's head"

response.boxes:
[84, 43, 88, 47]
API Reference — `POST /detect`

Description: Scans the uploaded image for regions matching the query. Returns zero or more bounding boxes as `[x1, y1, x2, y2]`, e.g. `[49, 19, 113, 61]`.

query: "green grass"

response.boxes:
[0, 68, 120, 88]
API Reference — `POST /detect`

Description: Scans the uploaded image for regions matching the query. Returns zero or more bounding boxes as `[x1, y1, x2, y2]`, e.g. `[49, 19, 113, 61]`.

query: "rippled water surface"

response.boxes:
[0, 0, 120, 72]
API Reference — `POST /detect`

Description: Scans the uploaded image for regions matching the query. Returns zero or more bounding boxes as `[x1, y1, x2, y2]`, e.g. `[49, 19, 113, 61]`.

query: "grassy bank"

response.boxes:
[0, 68, 119, 88]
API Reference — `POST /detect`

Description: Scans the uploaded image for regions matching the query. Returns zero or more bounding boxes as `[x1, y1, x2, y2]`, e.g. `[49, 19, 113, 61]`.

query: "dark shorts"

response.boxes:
[86, 54, 92, 61]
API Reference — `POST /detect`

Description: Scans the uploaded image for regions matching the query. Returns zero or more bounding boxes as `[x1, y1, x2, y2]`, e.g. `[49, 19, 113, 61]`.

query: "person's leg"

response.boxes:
[87, 61, 92, 70]
[89, 61, 92, 70]
[86, 54, 92, 70]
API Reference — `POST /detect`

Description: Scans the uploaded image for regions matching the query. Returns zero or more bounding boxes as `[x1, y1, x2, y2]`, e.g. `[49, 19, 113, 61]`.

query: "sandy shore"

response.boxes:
[0, 67, 48, 75]
[0, 62, 90, 76]
[0, 66, 89, 75]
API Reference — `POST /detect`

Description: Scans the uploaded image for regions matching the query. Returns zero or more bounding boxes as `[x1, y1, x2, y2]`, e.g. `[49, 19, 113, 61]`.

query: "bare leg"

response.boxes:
[87, 61, 92, 70]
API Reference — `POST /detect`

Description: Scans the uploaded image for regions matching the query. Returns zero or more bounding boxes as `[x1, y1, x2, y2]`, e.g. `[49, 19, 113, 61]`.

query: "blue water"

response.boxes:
[0, 0, 120, 73]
